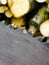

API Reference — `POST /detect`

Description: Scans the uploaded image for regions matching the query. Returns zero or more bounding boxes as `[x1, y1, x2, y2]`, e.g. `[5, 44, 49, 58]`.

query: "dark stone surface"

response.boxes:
[0, 24, 49, 65]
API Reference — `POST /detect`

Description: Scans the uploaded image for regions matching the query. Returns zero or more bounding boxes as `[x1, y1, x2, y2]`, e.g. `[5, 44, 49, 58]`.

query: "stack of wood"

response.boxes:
[0, 0, 49, 42]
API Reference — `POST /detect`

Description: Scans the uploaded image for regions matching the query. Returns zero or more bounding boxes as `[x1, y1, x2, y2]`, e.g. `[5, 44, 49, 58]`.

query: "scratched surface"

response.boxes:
[0, 24, 49, 65]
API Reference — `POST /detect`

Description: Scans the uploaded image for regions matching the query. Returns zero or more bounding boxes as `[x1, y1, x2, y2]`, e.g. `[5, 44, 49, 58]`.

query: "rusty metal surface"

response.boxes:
[0, 24, 49, 65]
